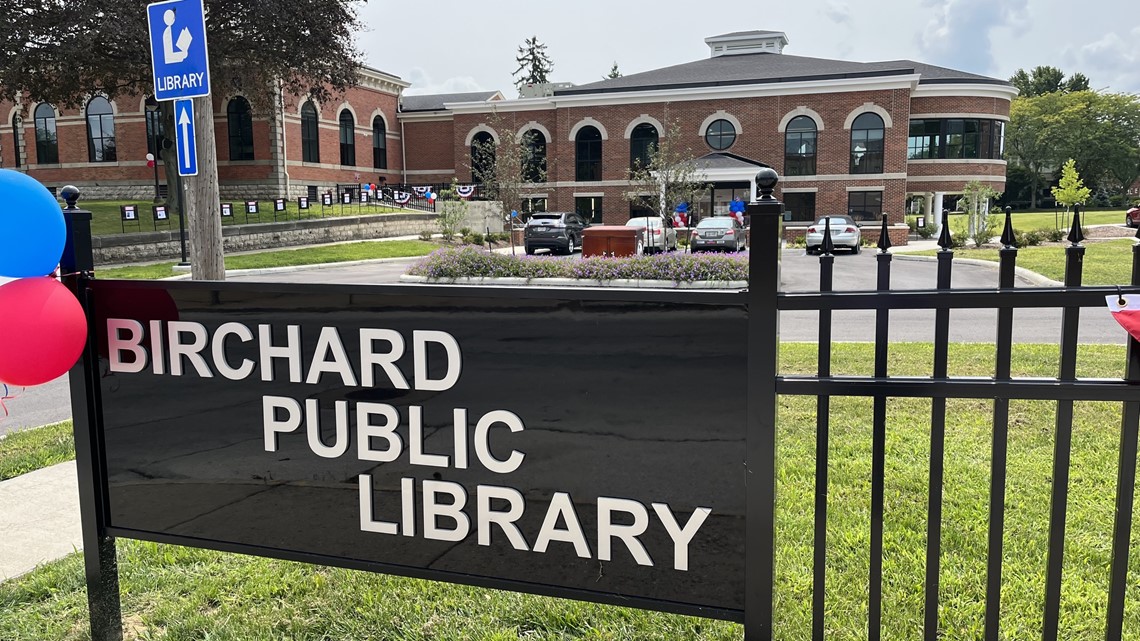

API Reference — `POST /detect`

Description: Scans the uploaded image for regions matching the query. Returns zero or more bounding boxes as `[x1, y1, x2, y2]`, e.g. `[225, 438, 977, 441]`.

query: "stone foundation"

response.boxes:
[91, 212, 437, 265]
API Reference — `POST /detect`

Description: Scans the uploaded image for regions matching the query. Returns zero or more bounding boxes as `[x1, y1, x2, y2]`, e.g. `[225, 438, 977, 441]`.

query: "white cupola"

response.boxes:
[705, 31, 789, 57]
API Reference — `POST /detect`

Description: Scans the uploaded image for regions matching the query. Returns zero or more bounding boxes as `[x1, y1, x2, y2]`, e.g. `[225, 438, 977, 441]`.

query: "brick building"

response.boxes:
[398, 30, 1015, 230]
[0, 66, 409, 200]
[1, 30, 1014, 231]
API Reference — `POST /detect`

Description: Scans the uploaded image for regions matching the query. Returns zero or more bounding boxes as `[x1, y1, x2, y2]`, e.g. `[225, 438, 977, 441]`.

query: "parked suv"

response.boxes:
[524, 212, 587, 255]
[625, 215, 678, 253]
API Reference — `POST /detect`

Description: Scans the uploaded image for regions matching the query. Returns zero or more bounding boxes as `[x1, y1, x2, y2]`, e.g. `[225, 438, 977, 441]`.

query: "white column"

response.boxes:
[749, 176, 758, 203]
[933, 192, 945, 238]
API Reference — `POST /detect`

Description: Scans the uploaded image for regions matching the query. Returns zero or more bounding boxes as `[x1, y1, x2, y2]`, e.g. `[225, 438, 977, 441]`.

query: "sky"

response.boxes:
[357, 0, 1140, 97]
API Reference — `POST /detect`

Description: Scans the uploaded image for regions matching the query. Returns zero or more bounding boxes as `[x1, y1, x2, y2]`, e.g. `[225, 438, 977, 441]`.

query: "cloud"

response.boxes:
[1062, 27, 1140, 92]
[401, 68, 486, 96]
[823, 1, 851, 24]
[916, 0, 1028, 74]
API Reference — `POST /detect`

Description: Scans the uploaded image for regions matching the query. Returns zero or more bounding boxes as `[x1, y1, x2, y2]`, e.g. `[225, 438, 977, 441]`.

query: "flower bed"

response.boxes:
[406, 246, 749, 283]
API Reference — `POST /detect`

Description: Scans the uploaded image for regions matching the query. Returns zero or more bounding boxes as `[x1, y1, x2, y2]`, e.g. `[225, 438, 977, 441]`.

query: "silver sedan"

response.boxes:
[805, 215, 861, 254]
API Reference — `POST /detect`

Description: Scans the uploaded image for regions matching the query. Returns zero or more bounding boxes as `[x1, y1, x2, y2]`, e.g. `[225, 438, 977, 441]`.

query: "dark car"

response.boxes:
[690, 216, 746, 252]
[524, 212, 587, 255]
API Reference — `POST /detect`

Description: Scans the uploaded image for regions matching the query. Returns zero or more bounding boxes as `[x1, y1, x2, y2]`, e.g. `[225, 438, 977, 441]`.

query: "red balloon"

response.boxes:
[0, 278, 88, 386]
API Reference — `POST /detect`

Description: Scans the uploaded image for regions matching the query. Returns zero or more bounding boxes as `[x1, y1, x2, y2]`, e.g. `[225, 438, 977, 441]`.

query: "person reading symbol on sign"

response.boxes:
[162, 9, 192, 64]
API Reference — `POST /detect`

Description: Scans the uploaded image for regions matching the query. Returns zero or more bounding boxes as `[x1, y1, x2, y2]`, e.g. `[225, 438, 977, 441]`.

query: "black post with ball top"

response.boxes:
[60, 185, 124, 641]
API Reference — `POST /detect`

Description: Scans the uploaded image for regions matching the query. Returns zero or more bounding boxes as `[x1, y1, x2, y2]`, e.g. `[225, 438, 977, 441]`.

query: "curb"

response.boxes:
[892, 254, 1061, 286]
[399, 275, 748, 289]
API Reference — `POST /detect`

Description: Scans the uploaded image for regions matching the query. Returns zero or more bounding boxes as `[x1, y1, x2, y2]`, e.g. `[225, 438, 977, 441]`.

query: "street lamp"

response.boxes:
[144, 97, 162, 204]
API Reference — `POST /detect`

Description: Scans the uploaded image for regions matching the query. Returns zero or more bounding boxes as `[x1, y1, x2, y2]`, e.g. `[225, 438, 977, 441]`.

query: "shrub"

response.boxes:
[407, 246, 749, 282]
[459, 227, 472, 237]
[468, 232, 485, 246]
[418, 230, 434, 242]
[1046, 228, 1066, 243]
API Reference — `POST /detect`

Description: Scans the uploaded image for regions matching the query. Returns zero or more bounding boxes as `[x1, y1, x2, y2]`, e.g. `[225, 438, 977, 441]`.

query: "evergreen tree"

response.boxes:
[513, 36, 554, 92]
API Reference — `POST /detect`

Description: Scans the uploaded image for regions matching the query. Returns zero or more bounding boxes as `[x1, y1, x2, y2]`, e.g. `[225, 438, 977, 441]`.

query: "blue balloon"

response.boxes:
[0, 170, 66, 278]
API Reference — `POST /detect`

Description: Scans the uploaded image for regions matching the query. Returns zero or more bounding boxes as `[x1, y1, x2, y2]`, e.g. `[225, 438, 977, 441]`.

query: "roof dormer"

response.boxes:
[705, 30, 789, 57]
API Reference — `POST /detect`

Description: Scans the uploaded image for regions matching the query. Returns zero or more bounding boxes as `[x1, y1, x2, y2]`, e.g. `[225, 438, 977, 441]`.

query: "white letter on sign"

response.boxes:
[652, 504, 712, 571]
[263, 395, 302, 451]
[597, 497, 653, 566]
[412, 330, 462, 391]
[108, 319, 147, 373]
[423, 480, 470, 542]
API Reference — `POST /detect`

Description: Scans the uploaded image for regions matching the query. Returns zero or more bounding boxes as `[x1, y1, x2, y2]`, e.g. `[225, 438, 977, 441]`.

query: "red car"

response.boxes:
[1127, 207, 1140, 227]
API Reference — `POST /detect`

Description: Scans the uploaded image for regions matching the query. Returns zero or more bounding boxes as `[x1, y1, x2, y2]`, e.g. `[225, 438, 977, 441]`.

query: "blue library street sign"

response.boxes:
[147, 0, 211, 101]
[175, 99, 198, 177]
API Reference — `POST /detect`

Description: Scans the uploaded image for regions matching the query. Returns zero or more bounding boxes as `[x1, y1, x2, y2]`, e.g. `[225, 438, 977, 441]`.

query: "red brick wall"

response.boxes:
[910, 96, 1010, 118]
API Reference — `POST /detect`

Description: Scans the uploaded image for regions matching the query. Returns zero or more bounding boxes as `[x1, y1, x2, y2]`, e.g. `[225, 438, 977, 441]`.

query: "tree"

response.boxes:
[513, 36, 554, 93]
[1009, 65, 1089, 97]
[468, 111, 546, 243]
[1006, 93, 1063, 208]
[1052, 158, 1092, 210]
[436, 179, 469, 241]
[0, 0, 365, 279]
[606, 62, 622, 79]
[624, 119, 708, 225]
[957, 180, 1002, 247]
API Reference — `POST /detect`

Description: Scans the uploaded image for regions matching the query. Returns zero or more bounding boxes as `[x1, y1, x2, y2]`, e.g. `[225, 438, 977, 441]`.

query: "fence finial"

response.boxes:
[937, 208, 953, 250]
[61, 185, 80, 211]
[1067, 203, 1085, 245]
[1001, 205, 1017, 248]
[877, 214, 892, 252]
[822, 216, 835, 255]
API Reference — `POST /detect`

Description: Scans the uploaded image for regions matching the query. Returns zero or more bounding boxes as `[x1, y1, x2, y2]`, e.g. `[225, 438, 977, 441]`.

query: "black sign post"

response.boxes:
[245, 200, 260, 224]
[119, 205, 140, 233]
[220, 202, 234, 220]
[151, 204, 170, 231]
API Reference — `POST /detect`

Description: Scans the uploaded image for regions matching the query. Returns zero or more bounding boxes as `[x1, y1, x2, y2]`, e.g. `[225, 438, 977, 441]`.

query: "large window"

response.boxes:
[226, 97, 254, 161]
[630, 122, 658, 170]
[575, 196, 603, 224]
[523, 129, 546, 183]
[372, 117, 387, 169]
[301, 103, 320, 163]
[705, 119, 736, 150]
[850, 112, 884, 174]
[470, 131, 495, 183]
[784, 116, 817, 176]
[11, 114, 22, 168]
[575, 126, 602, 181]
[339, 110, 355, 166]
[847, 191, 883, 222]
[784, 192, 817, 222]
[85, 97, 116, 162]
[908, 118, 1005, 160]
[34, 103, 58, 165]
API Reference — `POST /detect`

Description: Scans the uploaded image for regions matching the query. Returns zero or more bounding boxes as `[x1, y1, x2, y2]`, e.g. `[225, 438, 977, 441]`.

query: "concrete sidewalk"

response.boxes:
[0, 461, 82, 581]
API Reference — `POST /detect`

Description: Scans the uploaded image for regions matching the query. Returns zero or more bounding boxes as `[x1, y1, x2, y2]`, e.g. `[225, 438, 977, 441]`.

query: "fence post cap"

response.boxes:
[61, 185, 80, 210]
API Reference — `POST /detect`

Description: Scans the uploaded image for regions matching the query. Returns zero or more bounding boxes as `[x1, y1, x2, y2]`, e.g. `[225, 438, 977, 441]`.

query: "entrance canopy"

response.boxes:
[692, 153, 770, 220]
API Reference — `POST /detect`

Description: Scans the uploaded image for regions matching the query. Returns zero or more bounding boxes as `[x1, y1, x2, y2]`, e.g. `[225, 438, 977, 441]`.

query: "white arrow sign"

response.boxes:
[174, 98, 198, 176]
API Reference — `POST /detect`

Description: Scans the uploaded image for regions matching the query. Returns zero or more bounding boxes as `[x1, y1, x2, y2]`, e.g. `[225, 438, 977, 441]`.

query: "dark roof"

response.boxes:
[557, 52, 1010, 97]
[695, 152, 770, 171]
[400, 91, 501, 112]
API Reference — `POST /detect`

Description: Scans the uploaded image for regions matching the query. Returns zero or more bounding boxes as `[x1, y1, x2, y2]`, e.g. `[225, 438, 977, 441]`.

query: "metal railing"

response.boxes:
[758, 205, 1140, 641]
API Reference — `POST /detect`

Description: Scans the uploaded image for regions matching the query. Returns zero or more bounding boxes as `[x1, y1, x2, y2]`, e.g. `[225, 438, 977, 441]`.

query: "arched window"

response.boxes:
[630, 123, 658, 170]
[523, 129, 546, 183]
[575, 125, 602, 181]
[227, 97, 254, 161]
[85, 97, 116, 162]
[850, 112, 885, 174]
[300, 103, 320, 163]
[11, 114, 22, 168]
[339, 110, 355, 166]
[705, 119, 736, 151]
[372, 117, 387, 169]
[34, 103, 58, 164]
[784, 116, 817, 176]
[470, 131, 495, 183]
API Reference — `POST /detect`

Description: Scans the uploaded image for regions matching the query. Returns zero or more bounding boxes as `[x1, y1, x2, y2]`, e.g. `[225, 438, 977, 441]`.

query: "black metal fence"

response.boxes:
[761, 206, 1140, 641]
[57, 173, 1140, 640]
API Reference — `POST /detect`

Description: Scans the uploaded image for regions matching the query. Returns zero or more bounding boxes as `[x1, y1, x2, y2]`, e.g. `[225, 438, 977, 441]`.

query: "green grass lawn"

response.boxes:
[98, 239, 440, 280]
[2, 343, 1138, 639]
[0, 421, 74, 481]
[908, 209, 1124, 237]
[912, 238, 1137, 285]
[75, 200, 406, 237]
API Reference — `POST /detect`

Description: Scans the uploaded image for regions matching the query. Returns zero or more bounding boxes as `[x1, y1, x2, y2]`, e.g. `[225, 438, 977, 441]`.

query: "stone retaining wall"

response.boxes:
[92, 212, 438, 264]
